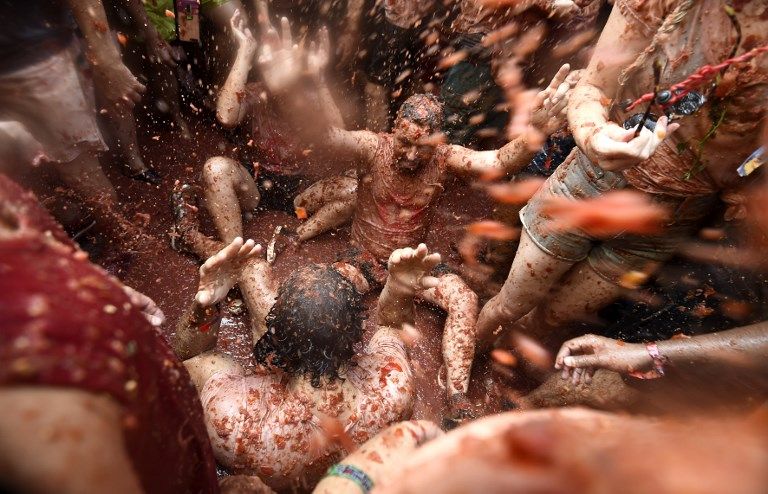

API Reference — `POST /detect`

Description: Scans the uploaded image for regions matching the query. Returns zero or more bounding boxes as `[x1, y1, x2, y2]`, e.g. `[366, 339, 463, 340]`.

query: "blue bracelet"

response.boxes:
[325, 463, 374, 493]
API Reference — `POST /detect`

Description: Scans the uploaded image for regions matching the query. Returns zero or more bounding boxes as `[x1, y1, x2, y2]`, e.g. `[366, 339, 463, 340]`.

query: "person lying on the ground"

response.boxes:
[555, 322, 768, 386]
[170, 237, 443, 490]
[367, 408, 768, 494]
[474, 0, 768, 353]
[0, 174, 221, 494]
[248, 7, 571, 416]
[313, 420, 443, 494]
[201, 8, 344, 222]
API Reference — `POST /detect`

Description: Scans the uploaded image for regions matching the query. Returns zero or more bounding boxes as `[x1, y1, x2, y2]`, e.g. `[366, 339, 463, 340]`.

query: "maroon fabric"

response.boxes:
[0, 174, 74, 247]
[0, 176, 220, 494]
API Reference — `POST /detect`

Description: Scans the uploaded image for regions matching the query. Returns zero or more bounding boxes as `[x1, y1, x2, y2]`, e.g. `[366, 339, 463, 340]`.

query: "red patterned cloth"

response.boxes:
[0, 175, 220, 494]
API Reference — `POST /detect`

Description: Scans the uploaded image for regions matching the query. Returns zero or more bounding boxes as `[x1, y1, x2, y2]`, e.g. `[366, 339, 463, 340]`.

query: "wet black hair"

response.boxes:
[254, 264, 366, 387]
[397, 93, 445, 130]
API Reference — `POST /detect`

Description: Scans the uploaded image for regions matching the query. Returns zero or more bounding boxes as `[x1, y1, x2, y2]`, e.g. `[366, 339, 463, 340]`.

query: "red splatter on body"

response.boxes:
[379, 362, 403, 387]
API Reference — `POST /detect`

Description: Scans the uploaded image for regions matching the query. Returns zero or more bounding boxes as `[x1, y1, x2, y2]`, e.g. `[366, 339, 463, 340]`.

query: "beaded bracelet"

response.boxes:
[325, 464, 374, 494]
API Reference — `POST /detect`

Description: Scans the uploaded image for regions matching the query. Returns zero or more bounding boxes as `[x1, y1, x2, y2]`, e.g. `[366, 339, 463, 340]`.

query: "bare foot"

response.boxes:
[196, 237, 262, 307]
[387, 243, 442, 293]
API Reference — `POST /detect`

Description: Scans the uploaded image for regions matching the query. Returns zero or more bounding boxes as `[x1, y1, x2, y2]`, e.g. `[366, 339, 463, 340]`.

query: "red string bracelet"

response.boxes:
[625, 44, 768, 112]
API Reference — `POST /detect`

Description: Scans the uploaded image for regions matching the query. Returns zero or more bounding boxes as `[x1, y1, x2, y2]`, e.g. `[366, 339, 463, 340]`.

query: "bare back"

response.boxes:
[199, 329, 413, 490]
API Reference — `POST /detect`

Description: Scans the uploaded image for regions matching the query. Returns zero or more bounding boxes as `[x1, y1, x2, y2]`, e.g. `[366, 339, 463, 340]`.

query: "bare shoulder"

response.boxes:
[185, 350, 243, 392]
[0, 387, 143, 494]
[350, 328, 413, 411]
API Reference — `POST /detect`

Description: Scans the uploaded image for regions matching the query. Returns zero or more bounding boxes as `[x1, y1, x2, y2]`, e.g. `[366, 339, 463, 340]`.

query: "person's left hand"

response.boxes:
[230, 9, 257, 57]
[196, 237, 262, 307]
[123, 285, 166, 327]
[387, 244, 442, 294]
[554, 334, 653, 385]
[529, 64, 574, 136]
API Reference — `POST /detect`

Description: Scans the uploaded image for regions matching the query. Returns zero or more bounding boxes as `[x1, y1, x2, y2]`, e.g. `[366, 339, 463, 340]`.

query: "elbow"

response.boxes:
[216, 110, 239, 129]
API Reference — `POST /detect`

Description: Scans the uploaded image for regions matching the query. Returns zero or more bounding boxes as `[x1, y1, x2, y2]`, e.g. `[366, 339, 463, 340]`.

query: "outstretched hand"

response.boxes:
[387, 243, 442, 294]
[554, 334, 653, 385]
[255, 0, 304, 92]
[196, 237, 262, 307]
[529, 63, 575, 136]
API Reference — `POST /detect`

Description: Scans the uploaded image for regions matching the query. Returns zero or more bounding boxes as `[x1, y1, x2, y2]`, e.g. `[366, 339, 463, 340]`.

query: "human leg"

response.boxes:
[294, 173, 358, 241]
[475, 229, 575, 351]
[51, 150, 117, 207]
[97, 102, 153, 179]
[202, 156, 260, 242]
[151, 60, 192, 139]
[541, 262, 623, 333]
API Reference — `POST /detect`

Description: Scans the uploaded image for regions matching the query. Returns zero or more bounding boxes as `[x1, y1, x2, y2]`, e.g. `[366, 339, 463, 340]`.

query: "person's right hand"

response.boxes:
[256, 1, 304, 92]
[554, 334, 653, 385]
[230, 9, 257, 56]
[92, 60, 146, 108]
[387, 244, 442, 294]
[196, 237, 262, 307]
[583, 116, 679, 171]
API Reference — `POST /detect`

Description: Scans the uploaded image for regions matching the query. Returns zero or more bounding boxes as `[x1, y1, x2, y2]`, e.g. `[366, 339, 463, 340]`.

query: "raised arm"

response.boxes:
[555, 322, 768, 385]
[568, 4, 678, 171]
[66, 0, 145, 107]
[172, 237, 262, 360]
[443, 64, 574, 176]
[255, 1, 378, 161]
[377, 244, 441, 330]
[216, 10, 258, 127]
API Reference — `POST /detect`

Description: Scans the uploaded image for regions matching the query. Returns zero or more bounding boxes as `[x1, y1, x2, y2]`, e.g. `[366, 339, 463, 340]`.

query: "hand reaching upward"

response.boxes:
[230, 9, 257, 56]
[256, 1, 303, 92]
[196, 237, 262, 307]
[387, 244, 442, 294]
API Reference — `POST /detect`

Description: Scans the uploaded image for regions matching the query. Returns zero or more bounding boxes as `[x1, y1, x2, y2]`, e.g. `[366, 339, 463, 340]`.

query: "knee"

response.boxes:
[203, 157, 236, 185]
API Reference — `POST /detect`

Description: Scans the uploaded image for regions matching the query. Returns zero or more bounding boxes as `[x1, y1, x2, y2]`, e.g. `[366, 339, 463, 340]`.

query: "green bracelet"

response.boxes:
[325, 463, 374, 493]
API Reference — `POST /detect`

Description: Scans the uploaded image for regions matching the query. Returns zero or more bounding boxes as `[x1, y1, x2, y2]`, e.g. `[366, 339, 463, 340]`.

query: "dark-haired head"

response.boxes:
[254, 264, 365, 387]
[393, 94, 445, 172]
